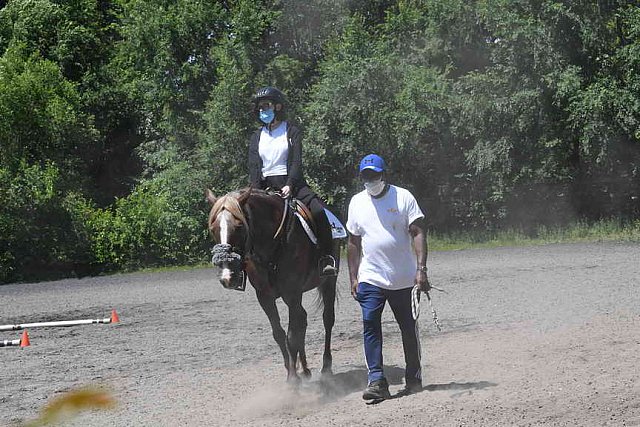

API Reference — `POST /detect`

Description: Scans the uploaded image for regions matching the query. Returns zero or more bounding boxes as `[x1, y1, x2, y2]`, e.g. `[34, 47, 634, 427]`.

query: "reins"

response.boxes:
[273, 197, 288, 240]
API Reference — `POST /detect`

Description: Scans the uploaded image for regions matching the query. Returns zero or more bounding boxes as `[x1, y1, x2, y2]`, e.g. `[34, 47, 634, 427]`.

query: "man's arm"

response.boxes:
[347, 233, 362, 298]
[409, 218, 430, 292]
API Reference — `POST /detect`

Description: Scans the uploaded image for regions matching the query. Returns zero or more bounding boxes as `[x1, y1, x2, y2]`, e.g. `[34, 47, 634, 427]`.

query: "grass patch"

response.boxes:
[133, 262, 211, 275]
[429, 218, 640, 251]
[102, 219, 640, 277]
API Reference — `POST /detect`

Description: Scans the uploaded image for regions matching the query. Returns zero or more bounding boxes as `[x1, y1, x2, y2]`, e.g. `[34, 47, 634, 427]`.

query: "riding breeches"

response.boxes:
[306, 196, 334, 256]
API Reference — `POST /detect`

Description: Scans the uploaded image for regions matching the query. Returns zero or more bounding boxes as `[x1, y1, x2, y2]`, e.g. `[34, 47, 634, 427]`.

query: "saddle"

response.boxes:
[274, 198, 318, 244]
[266, 188, 346, 244]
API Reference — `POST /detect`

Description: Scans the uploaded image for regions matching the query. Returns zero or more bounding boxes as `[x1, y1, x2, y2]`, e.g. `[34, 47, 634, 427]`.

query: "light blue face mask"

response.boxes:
[259, 108, 275, 124]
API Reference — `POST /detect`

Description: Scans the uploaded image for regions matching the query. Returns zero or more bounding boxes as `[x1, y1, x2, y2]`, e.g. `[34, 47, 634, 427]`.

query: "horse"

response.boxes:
[206, 187, 340, 382]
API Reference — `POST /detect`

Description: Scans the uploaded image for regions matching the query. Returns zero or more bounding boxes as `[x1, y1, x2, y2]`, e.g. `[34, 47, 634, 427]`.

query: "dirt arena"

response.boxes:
[2, 242, 639, 426]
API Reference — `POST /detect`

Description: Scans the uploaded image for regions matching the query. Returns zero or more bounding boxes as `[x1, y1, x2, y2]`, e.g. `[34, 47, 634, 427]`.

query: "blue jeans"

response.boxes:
[356, 282, 422, 385]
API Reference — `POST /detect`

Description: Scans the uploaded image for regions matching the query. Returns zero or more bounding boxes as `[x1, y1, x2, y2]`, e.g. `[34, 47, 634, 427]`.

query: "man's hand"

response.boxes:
[350, 280, 359, 300]
[280, 185, 291, 197]
[415, 270, 431, 293]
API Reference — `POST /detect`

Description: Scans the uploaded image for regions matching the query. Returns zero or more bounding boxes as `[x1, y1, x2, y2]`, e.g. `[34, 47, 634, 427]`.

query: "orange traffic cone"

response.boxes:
[20, 330, 30, 347]
[110, 309, 120, 323]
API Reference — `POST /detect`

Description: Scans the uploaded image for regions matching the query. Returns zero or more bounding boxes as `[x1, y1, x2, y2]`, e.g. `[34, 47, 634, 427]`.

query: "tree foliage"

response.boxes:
[1, 0, 639, 283]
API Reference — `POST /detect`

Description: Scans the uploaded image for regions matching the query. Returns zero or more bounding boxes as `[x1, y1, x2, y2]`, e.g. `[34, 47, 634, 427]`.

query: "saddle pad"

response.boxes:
[324, 208, 347, 239]
[294, 211, 318, 245]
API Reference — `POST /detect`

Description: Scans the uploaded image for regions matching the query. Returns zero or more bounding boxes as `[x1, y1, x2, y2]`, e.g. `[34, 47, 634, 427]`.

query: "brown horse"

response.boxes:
[206, 187, 339, 381]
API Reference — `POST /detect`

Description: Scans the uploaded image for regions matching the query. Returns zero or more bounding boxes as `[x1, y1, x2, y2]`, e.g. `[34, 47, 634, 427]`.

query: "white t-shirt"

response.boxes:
[346, 185, 425, 290]
[259, 122, 288, 177]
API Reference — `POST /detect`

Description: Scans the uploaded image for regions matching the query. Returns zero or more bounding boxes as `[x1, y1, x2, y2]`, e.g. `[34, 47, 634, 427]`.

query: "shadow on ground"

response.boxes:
[307, 366, 496, 403]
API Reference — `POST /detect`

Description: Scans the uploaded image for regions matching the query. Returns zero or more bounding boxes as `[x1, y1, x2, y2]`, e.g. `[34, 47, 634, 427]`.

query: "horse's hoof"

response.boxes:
[287, 374, 301, 385]
[301, 368, 312, 380]
[320, 367, 333, 377]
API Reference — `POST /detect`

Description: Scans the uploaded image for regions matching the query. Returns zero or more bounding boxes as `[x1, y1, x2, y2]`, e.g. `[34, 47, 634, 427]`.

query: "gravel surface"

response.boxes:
[1, 242, 639, 426]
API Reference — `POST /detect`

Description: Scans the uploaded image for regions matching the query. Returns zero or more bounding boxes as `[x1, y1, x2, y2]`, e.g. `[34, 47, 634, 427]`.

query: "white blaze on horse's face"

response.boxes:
[218, 210, 233, 284]
[208, 191, 249, 290]
[218, 210, 230, 245]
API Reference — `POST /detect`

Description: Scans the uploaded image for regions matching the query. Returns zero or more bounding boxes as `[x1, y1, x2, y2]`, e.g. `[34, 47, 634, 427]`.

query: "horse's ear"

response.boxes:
[238, 186, 252, 205]
[205, 189, 217, 206]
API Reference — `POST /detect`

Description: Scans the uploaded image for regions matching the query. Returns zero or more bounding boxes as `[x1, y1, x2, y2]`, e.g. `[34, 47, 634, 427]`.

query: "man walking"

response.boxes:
[346, 153, 430, 401]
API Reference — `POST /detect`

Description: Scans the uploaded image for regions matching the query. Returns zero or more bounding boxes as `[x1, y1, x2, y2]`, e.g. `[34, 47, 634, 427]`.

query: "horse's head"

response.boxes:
[206, 188, 251, 290]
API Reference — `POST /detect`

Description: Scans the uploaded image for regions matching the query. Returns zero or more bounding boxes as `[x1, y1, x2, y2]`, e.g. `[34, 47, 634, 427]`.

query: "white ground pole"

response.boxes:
[0, 312, 117, 332]
[1, 330, 30, 347]
[1, 338, 22, 347]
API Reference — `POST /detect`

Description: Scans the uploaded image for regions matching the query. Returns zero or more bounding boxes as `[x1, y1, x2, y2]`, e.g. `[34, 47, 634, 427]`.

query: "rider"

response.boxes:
[247, 86, 337, 276]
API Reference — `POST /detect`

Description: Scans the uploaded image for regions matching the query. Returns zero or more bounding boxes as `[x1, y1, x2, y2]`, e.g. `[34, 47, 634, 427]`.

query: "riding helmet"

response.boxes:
[253, 86, 286, 110]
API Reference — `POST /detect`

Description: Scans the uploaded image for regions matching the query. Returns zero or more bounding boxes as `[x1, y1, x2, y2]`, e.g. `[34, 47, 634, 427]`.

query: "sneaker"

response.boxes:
[362, 379, 391, 400]
[318, 255, 337, 276]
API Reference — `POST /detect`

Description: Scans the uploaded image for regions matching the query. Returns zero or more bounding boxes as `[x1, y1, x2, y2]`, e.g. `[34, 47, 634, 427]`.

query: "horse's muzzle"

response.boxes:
[219, 268, 247, 291]
[212, 244, 246, 291]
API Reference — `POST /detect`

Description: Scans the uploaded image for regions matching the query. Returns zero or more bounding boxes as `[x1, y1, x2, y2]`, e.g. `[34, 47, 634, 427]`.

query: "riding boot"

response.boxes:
[309, 198, 337, 277]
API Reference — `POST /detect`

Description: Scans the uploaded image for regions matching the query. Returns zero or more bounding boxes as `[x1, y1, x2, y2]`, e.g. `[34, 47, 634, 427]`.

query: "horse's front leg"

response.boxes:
[256, 291, 291, 378]
[298, 341, 311, 380]
[282, 292, 309, 381]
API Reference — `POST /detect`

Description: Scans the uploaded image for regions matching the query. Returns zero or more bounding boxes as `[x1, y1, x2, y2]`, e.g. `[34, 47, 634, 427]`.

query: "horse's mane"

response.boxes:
[208, 190, 249, 231]
[208, 188, 282, 230]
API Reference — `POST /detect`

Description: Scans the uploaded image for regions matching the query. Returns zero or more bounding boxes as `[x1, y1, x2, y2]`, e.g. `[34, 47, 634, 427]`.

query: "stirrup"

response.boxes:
[318, 255, 337, 277]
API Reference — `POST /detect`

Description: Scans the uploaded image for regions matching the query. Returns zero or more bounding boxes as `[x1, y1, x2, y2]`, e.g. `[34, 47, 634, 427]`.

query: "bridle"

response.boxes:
[209, 190, 293, 290]
[210, 194, 253, 290]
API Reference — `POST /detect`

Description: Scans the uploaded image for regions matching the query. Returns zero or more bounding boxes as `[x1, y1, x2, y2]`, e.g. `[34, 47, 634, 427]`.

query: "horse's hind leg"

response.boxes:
[256, 291, 291, 376]
[320, 278, 337, 375]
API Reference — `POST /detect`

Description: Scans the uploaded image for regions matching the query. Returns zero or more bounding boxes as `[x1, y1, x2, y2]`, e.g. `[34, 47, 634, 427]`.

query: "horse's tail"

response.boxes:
[313, 276, 338, 314]
[313, 239, 342, 312]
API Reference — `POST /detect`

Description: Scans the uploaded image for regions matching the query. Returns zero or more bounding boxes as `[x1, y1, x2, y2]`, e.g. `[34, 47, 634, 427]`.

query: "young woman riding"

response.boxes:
[247, 86, 337, 276]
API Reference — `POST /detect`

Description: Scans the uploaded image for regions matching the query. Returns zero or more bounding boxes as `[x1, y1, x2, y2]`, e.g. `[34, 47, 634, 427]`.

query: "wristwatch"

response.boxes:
[417, 265, 428, 273]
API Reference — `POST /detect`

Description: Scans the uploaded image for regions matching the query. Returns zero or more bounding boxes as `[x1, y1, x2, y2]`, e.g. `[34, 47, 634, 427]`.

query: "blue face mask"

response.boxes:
[259, 108, 275, 124]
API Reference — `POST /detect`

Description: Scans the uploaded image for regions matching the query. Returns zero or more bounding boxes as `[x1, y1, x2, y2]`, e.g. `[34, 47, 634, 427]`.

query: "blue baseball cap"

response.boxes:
[359, 154, 386, 173]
